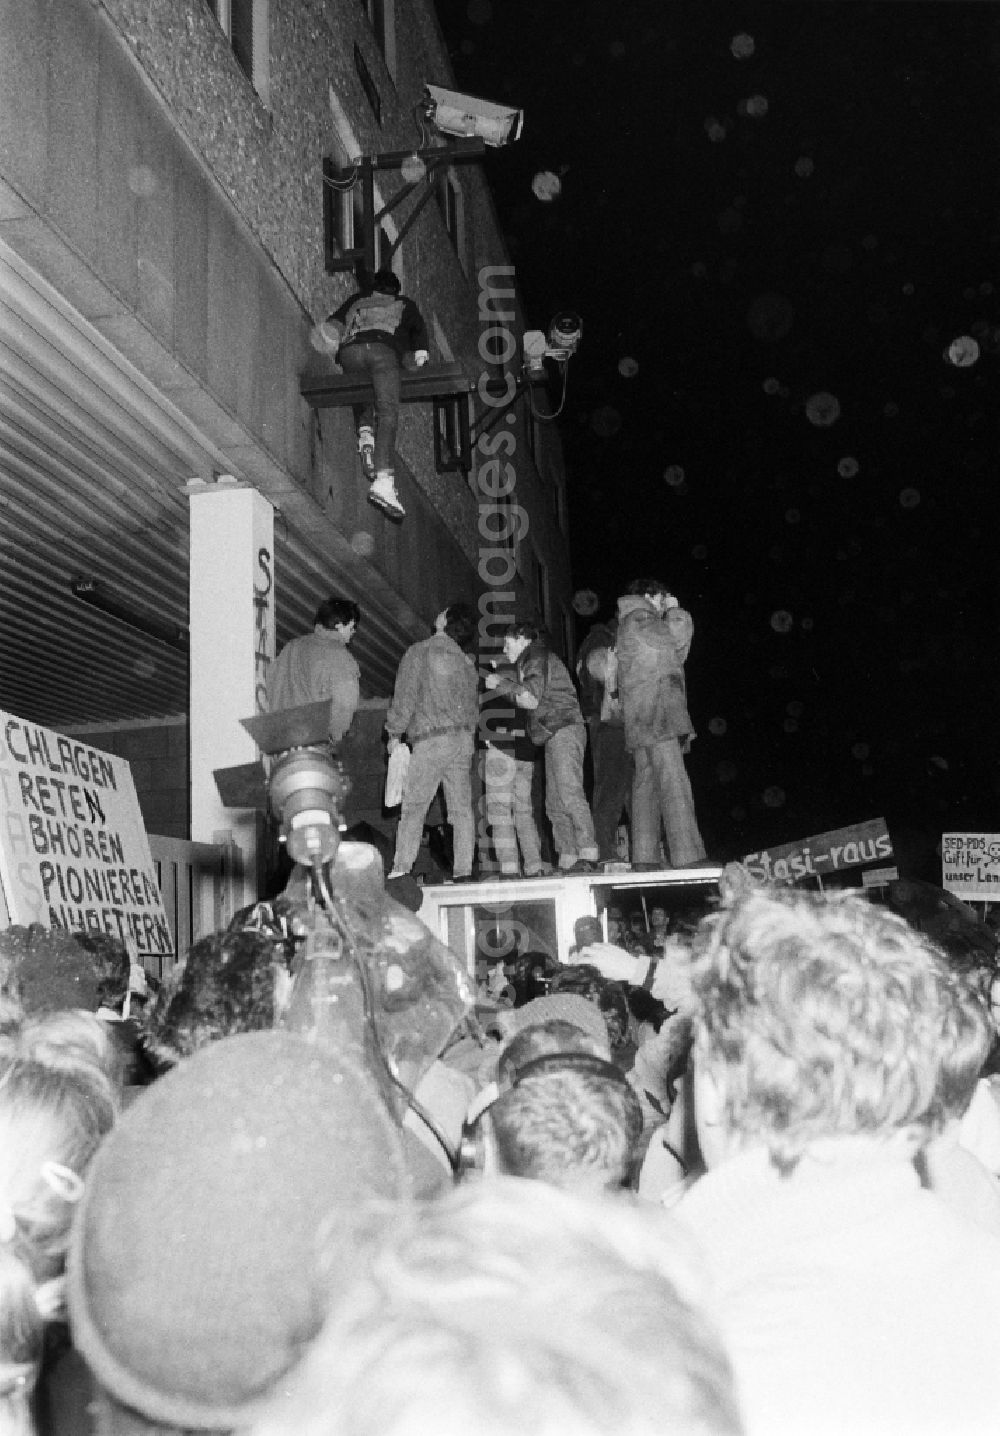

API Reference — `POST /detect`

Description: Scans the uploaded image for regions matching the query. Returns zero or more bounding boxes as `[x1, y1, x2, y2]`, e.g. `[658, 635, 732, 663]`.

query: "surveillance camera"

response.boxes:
[424, 84, 524, 148]
[547, 312, 583, 359]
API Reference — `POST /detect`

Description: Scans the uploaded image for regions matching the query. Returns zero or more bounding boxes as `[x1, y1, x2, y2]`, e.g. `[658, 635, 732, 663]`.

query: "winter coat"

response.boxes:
[495, 639, 582, 744]
[615, 595, 695, 753]
[385, 632, 478, 744]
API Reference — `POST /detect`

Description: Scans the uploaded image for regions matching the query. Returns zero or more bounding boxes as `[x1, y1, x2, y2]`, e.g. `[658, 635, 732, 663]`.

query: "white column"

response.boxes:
[188, 478, 275, 911]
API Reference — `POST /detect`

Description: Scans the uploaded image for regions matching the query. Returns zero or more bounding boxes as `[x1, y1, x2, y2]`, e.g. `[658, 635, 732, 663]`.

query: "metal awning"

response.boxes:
[0, 235, 424, 731]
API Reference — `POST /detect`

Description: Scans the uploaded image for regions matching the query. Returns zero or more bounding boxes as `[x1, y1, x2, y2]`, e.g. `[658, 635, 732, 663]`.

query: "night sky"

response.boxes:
[434, 0, 1000, 876]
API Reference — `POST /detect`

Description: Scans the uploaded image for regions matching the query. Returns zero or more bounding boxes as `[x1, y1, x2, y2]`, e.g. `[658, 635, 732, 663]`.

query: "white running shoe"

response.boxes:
[368, 471, 405, 520]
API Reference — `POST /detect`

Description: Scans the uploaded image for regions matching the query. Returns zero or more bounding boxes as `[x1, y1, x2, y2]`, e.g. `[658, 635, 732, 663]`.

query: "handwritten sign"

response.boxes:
[743, 817, 893, 886]
[0, 712, 172, 960]
[941, 833, 1000, 902]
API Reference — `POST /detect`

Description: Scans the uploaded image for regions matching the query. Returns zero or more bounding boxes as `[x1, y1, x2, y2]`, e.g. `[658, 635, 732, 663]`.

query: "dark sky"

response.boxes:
[434, 0, 1000, 873]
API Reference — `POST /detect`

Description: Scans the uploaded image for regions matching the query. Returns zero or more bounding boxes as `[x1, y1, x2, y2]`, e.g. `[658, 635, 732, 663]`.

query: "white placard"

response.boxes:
[0, 711, 173, 960]
[941, 833, 1000, 902]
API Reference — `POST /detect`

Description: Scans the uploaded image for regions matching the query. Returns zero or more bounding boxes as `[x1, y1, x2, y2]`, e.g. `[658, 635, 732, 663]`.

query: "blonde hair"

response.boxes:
[248, 1179, 742, 1436]
[692, 887, 978, 1169]
[0, 1012, 119, 1431]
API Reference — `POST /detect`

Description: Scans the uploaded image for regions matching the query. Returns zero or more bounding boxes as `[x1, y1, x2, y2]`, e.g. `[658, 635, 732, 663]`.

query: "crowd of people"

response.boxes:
[267, 578, 709, 885]
[6, 855, 1000, 1435]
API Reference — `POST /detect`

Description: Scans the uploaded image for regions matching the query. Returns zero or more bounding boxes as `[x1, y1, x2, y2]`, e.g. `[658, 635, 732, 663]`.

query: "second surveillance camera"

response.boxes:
[424, 84, 524, 148]
[548, 312, 583, 358]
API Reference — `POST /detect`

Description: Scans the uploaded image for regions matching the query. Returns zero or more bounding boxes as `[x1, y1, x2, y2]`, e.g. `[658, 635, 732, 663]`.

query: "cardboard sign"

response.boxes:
[0, 712, 173, 960]
[743, 817, 893, 886]
[941, 833, 1000, 902]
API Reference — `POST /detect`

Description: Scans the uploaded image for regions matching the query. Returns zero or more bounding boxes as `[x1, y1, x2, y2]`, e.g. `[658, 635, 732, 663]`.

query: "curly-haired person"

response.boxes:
[676, 885, 1000, 1436]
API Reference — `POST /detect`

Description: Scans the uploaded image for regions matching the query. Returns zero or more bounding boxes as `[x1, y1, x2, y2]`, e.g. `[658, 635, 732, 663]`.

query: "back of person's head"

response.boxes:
[549, 963, 606, 1004]
[692, 886, 973, 1170]
[12, 1009, 124, 1114]
[497, 1018, 608, 1086]
[71, 933, 132, 1013]
[139, 928, 282, 1069]
[67, 1032, 413, 1434]
[574, 916, 603, 948]
[314, 597, 361, 631]
[626, 577, 672, 599]
[928, 968, 992, 1124]
[485, 1053, 642, 1193]
[0, 1013, 120, 1428]
[442, 602, 476, 653]
[370, 268, 401, 296]
[246, 1177, 744, 1436]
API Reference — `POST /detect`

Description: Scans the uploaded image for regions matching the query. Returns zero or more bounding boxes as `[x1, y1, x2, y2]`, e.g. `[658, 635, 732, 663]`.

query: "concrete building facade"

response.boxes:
[0, 0, 574, 900]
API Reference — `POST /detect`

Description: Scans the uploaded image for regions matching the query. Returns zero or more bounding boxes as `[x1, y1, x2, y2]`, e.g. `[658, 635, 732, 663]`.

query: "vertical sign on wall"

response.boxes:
[0, 711, 173, 960]
[188, 478, 275, 911]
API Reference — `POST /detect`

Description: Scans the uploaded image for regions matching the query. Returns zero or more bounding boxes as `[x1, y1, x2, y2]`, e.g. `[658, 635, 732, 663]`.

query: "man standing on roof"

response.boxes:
[486, 622, 599, 874]
[615, 578, 706, 870]
[324, 268, 429, 523]
[386, 603, 478, 884]
[266, 596, 361, 747]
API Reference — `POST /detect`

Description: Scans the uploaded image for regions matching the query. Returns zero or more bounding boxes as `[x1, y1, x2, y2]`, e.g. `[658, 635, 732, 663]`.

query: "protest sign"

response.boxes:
[0, 711, 172, 960]
[743, 817, 893, 886]
[941, 833, 1000, 902]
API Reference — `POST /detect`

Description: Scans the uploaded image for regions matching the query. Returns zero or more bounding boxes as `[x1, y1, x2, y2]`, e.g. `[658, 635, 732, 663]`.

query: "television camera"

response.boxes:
[213, 704, 470, 1163]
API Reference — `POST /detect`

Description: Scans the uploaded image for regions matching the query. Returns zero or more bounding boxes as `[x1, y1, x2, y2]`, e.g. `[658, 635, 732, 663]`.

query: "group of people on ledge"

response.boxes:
[266, 576, 709, 885]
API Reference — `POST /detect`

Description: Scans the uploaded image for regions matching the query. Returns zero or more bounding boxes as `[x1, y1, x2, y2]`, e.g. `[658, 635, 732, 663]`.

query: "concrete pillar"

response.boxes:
[188, 478, 275, 911]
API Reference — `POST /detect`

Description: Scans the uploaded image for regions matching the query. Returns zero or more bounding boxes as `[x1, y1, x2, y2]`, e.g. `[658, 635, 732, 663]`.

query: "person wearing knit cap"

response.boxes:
[66, 1032, 418, 1435]
[505, 992, 612, 1055]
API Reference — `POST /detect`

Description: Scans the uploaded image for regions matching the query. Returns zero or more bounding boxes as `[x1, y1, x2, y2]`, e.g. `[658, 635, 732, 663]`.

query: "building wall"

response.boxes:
[0, 0, 571, 635]
[72, 720, 189, 840]
[0, 0, 575, 846]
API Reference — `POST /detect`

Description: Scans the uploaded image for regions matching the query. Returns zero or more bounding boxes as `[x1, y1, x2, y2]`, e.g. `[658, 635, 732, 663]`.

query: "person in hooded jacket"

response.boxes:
[615, 579, 706, 869]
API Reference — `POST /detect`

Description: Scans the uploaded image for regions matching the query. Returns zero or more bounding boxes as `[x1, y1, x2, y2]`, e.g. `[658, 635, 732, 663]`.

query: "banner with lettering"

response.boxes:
[0, 711, 173, 960]
[743, 817, 893, 886]
[941, 833, 1000, 902]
